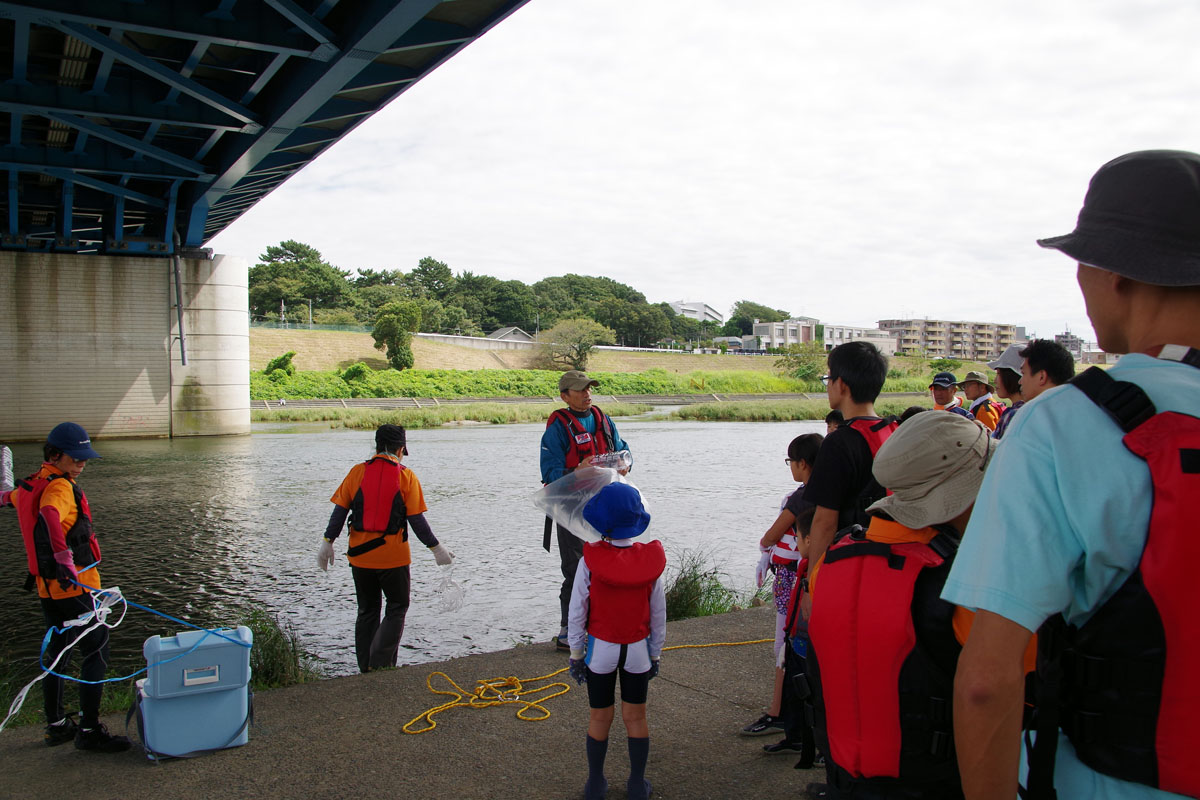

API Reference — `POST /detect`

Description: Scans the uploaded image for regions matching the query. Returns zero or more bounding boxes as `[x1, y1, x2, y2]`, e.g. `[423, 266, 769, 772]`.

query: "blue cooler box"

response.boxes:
[136, 626, 253, 758]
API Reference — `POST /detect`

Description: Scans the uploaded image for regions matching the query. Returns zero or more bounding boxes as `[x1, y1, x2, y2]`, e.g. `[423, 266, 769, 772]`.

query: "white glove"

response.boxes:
[755, 549, 772, 588]
[430, 543, 455, 566]
[316, 539, 335, 571]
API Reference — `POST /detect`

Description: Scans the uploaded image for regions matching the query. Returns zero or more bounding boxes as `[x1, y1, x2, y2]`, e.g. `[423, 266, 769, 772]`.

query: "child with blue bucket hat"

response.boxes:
[566, 482, 666, 800]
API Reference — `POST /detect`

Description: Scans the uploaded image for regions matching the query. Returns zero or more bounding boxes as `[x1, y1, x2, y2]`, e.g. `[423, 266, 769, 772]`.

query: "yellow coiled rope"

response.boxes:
[402, 638, 772, 735]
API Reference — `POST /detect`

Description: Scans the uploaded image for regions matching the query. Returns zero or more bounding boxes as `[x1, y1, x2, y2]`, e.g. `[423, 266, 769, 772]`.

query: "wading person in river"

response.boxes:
[1, 422, 131, 752]
[317, 424, 454, 672]
[540, 370, 631, 650]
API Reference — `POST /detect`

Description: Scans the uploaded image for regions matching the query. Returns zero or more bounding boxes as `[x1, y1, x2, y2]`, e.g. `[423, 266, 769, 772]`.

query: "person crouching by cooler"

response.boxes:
[0, 422, 131, 752]
[567, 482, 666, 800]
[317, 424, 454, 673]
[807, 412, 994, 800]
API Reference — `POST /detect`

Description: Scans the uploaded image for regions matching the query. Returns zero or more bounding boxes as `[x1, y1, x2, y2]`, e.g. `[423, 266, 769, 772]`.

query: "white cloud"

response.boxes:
[208, 0, 1200, 342]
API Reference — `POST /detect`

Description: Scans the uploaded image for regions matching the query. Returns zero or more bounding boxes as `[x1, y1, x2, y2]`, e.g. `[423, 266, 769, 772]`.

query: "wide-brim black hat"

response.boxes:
[1037, 150, 1200, 286]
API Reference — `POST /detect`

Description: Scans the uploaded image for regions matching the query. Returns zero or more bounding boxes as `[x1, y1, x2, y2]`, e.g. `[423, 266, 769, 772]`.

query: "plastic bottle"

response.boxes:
[0, 446, 12, 495]
[589, 449, 632, 471]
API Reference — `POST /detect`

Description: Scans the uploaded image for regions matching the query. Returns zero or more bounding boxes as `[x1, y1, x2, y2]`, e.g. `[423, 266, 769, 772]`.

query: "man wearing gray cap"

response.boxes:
[948, 150, 1200, 799]
[541, 370, 631, 650]
[806, 411, 993, 799]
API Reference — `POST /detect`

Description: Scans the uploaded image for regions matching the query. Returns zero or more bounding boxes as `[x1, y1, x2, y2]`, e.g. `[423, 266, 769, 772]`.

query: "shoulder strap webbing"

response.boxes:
[1069, 367, 1156, 433]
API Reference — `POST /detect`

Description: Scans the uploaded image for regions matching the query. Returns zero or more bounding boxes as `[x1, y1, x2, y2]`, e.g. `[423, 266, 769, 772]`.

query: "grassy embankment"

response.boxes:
[249, 328, 992, 425]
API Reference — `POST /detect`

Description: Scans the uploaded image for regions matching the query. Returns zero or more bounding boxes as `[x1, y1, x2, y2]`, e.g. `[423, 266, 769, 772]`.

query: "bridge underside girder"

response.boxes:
[0, 0, 528, 257]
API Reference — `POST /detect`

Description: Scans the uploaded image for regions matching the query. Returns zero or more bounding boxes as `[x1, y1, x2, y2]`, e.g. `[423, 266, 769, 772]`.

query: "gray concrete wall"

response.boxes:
[0, 252, 249, 441]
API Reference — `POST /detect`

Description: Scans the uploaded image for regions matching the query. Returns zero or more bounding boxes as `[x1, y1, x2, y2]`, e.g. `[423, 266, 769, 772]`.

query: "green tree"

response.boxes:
[540, 318, 616, 371]
[371, 300, 423, 370]
[410, 257, 456, 300]
[248, 240, 351, 315]
[775, 341, 828, 382]
[723, 300, 790, 336]
[351, 268, 404, 288]
[487, 280, 538, 331]
[263, 351, 296, 376]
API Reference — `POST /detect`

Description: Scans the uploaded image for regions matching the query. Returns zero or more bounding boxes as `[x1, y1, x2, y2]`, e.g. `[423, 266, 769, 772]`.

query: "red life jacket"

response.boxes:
[841, 417, 898, 528]
[583, 540, 666, 644]
[347, 456, 408, 558]
[1026, 354, 1200, 799]
[807, 527, 961, 787]
[547, 407, 614, 470]
[14, 469, 100, 581]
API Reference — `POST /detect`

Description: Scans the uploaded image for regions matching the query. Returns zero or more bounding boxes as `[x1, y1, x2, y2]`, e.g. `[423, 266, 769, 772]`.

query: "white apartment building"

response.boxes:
[753, 317, 818, 349]
[668, 301, 724, 325]
[823, 324, 898, 356]
[878, 318, 1017, 361]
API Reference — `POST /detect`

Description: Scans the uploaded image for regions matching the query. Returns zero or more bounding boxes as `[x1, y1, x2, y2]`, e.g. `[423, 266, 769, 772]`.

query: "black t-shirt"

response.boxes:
[802, 420, 880, 529]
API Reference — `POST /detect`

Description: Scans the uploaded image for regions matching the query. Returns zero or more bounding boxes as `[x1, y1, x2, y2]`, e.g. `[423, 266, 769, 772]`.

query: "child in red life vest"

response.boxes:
[566, 482, 666, 800]
[744, 433, 824, 740]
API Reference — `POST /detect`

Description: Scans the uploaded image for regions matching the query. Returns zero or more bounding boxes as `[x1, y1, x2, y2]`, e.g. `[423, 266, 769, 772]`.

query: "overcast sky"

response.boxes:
[207, 0, 1200, 344]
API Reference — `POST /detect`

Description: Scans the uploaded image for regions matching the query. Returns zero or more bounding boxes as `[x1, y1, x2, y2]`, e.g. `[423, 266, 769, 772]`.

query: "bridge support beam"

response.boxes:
[0, 252, 249, 440]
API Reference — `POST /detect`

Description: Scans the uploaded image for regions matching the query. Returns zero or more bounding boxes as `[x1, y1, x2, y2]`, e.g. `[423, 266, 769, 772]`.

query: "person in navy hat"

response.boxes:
[949, 150, 1200, 799]
[567, 482, 665, 800]
[1, 422, 130, 752]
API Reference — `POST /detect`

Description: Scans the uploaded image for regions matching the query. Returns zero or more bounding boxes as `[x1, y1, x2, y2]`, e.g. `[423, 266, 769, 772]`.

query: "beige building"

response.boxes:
[823, 325, 898, 356]
[752, 317, 819, 349]
[878, 318, 1017, 361]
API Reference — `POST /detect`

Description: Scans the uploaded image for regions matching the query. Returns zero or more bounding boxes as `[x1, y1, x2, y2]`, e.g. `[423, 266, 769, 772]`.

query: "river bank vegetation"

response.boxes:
[253, 362, 939, 402]
[252, 401, 653, 428]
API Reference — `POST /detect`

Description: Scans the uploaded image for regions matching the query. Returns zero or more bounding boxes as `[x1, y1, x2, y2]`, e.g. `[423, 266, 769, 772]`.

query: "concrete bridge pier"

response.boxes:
[0, 252, 250, 441]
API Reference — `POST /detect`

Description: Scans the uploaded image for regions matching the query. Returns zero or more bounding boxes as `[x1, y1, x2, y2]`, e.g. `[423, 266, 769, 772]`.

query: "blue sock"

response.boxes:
[585, 735, 608, 799]
[627, 736, 651, 799]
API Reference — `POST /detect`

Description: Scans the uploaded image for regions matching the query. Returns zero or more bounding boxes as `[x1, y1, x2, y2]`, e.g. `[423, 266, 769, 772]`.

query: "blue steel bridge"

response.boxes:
[0, 0, 530, 256]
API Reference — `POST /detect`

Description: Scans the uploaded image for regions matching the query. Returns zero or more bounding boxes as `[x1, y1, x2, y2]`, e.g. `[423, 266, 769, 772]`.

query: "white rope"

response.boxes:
[0, 586, 127, 734]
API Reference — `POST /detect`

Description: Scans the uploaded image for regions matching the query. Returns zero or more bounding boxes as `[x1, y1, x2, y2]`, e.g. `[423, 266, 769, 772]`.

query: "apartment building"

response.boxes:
[668, 301, 724, 325]
[823, 324, 898, 356]
[878, 318, 1017, 361]
[752, 317, 819, 349]
[1054, 331, 1085, 360]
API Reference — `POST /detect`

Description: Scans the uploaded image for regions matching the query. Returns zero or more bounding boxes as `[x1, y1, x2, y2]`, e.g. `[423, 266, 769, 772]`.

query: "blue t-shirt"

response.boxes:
[942, 353, 1200, 800]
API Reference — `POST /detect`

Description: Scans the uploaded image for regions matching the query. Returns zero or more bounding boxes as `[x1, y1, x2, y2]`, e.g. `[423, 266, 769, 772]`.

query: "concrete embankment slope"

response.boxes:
[0, 605, 823, 800]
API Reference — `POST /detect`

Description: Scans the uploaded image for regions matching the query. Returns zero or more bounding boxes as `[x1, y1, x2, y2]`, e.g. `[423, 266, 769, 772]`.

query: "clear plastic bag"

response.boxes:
[436, 565, 464, 613]
[532, 465, 648, 543]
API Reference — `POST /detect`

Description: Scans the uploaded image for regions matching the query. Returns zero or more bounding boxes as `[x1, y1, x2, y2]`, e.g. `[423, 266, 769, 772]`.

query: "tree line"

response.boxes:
[248, 240, 797, 368]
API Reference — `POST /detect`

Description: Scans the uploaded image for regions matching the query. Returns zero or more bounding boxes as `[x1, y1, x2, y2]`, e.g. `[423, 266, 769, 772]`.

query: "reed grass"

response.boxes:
[663, 550, 743, 621]
[252, 401, 653, 428]
[238, 606, 324, 690]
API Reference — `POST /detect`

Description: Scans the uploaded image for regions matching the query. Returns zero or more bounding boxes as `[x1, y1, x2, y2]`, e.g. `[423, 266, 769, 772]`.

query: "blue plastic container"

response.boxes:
[136, 626, 253, 759]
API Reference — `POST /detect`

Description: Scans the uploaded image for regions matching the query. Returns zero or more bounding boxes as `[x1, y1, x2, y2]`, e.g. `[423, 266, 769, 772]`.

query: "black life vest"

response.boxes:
[347, 456, 408, 557]
[547, 407, 614, 470]
[807, 524, 961, 789]
[14, 470, 99, 586]
[840, 417, 899, 528]
[1025, 351, 1200, 799]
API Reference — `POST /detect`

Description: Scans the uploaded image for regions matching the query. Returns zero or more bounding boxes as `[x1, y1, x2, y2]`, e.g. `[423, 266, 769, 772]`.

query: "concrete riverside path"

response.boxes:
[0, 605, 826, 800]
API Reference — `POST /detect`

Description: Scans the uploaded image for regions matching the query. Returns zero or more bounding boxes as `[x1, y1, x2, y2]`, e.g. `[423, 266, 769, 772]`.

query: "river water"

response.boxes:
[0, 418, 824, 676]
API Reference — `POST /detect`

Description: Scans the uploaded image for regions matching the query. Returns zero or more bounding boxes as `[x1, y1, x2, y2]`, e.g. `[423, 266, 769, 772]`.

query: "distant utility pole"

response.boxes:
[280, 299, 287, 329]
[308, 299, 313, 328]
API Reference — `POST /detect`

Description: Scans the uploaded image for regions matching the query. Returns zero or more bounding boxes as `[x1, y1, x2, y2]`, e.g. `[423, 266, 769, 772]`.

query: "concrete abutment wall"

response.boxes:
[0, 252, 249, 441]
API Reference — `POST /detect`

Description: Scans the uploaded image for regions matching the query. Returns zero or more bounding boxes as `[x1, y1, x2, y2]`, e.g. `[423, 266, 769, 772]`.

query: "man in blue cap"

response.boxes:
[2, 422, 131, 752]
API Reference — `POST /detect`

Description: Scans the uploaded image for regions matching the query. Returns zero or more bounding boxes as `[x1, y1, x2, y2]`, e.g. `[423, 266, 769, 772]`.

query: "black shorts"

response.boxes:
[586, 665, 651, 708]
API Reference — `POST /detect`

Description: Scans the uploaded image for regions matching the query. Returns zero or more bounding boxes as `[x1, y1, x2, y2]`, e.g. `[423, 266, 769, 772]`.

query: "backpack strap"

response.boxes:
[1069, 367, 1156, 433]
